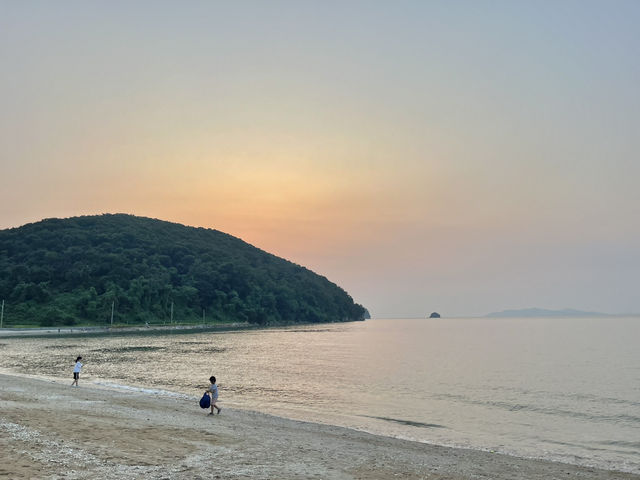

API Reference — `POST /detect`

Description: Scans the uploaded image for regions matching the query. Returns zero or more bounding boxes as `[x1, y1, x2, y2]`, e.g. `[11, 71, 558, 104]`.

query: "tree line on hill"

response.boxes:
[0, 214, 366, 327]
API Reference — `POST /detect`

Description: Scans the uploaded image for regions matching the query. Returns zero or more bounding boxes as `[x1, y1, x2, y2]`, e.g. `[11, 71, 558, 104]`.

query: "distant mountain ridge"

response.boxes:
[485, 308, 607, 318]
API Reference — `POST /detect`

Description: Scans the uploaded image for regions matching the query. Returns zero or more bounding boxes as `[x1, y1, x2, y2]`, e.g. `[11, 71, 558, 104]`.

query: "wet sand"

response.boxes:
[1, 373, 638, 479]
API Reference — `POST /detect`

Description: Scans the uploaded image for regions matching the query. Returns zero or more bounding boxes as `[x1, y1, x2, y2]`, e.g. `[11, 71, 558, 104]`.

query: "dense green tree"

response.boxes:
[0, 214, 366, 327]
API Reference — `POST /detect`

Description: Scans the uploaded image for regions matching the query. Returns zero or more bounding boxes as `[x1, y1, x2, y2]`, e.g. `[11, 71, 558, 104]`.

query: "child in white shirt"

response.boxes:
[208, 376, 221, 415]
[71, 356, 83, 387]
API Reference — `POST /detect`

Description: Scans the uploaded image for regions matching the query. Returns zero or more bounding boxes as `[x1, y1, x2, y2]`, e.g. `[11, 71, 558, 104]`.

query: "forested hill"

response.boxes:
[0, 214, 366, 327]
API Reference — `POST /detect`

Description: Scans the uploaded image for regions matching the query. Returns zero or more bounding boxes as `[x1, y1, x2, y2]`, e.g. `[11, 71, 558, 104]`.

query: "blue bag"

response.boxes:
[199, 392, 211, 409]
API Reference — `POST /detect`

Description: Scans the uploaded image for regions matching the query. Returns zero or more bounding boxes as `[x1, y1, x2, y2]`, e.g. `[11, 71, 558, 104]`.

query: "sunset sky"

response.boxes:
[2, 1, 639, 316]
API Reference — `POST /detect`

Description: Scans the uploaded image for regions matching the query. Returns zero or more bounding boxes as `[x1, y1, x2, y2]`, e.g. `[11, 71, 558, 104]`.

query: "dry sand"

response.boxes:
[1, 373, 638, 480]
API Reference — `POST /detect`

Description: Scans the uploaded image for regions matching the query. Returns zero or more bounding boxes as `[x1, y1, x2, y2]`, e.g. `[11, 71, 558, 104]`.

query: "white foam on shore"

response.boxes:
[91, 380, 193, 401]
[0, 367, 63, 385]
[0, 368, 194, 402]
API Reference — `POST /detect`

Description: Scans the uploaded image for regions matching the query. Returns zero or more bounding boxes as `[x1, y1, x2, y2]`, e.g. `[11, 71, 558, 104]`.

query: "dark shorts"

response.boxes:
[73, 372, 79, 379]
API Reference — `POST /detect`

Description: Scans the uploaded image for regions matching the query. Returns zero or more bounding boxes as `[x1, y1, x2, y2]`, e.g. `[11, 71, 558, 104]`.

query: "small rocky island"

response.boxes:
[429, 312, 441, 318]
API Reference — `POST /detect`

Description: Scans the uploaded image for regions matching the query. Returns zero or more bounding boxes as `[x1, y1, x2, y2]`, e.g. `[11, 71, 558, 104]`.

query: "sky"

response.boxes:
[1, 1, 639, 317]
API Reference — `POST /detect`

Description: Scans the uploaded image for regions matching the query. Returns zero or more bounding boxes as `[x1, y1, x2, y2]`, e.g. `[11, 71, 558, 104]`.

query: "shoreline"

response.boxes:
[0, 319, 363, 338]
[0, 322, 251, 338]
[1, 373, 638, 479]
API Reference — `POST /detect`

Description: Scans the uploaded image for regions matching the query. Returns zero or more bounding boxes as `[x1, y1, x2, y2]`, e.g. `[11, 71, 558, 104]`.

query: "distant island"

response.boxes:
[0, 214, 367, 328]
[485, 308, 606, 318]
[429, 312, 441, 318]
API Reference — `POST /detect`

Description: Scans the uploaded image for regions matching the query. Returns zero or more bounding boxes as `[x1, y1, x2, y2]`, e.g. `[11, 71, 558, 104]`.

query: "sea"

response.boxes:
[1, 316, 639, 474]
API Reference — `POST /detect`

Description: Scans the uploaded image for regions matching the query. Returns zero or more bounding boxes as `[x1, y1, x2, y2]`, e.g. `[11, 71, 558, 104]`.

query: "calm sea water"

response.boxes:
[1, 317, 639, 473]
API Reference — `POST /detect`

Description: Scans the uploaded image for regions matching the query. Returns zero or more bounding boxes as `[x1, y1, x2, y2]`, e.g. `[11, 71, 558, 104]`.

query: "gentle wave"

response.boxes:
[92, 380, 193, 400]
[596, 440, 640, 450]
[434, 392, 640, 424]
[484, 386, 640, 409]
[363, 416, 446, 429]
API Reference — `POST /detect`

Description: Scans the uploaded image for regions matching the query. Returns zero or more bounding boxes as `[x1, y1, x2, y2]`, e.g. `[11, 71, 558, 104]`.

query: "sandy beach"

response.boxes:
[1, 373, 637, 480]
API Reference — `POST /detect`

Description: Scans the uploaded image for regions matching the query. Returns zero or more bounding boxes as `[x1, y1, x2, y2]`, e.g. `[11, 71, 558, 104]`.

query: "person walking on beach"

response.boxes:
[208, 376, 221, 415]
[71, 356, 83, 387]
